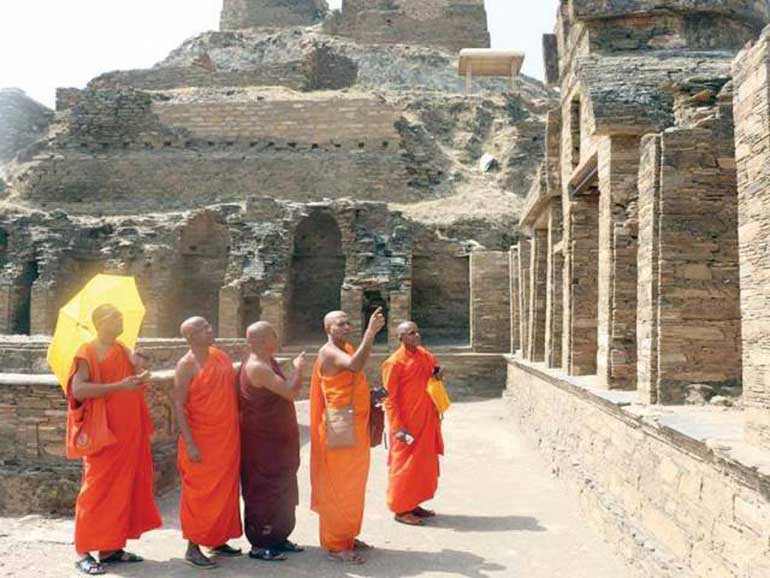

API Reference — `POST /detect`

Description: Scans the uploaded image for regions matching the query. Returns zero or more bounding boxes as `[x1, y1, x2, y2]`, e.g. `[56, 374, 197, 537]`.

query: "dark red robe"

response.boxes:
[239, 359, 300, 548]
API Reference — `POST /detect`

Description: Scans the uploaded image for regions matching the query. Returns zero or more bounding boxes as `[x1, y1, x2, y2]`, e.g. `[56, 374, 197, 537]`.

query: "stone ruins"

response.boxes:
[508, 1, 770, 577]
[2, 1, 770, 577]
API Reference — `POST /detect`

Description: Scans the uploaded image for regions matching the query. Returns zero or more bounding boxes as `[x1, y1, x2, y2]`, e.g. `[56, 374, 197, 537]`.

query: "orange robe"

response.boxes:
[178, 347, 242, 547]
[382, 345, 444, 514]
[68, 342, 161, 553]
[310, 343, 371, 552]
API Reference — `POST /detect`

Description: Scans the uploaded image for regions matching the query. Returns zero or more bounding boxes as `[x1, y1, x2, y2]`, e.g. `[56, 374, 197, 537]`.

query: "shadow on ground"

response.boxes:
[107, 546, 506, 578]
[429, 514, 546, 533]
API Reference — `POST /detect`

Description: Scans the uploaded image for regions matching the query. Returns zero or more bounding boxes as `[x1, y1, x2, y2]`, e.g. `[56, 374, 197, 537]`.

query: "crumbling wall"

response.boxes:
[326, 0, 490, 53]
[220, 0, 326, 29]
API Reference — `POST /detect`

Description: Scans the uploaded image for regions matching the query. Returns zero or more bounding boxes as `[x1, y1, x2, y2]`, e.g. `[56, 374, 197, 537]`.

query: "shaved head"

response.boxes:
[324, 310, 347, 333]
[246, 321, 275, 341]
[180, 316, 208, 340]
[397, 321, 417, 339]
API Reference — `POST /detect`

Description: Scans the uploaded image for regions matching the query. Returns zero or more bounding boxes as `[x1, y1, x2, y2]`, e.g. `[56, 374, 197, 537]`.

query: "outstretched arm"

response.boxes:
[247, 353, 307, 401]
[326, 308, 386, 374]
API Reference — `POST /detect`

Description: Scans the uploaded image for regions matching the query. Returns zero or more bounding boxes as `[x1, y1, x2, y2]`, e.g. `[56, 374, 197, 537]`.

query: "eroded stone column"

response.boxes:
[470, 251, 511, 353]
[340, 284, 363, 341]
[388, 288, 411, 350]
[261, 287, 285, 345]
[509, 246, 520, 354]
[545, 202, 563, 368]
[517, 241, 531, 358]
[527, 230, 548, 362]
[597, 136, 639, 389]
[218, 284, 241, 338]
[30, 283, 56, 335]
[733, 33, 770, 448]
[563, 189, 600, 375]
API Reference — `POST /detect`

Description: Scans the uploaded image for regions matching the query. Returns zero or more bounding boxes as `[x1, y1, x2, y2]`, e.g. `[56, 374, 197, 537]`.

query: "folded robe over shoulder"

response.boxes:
[382, 345, 444, 514]
[67, 342, 162, 553]
[310, 343, 371, 552]
[178, 347, 242, 547]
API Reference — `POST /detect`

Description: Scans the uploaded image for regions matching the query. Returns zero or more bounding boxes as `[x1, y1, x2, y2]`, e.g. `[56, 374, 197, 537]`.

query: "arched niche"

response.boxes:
[287, 211, 346, 344]
[169, 212, 230, 335]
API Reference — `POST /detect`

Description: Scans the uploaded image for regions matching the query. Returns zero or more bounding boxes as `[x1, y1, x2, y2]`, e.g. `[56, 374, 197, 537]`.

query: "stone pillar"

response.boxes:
[545, 201, 563, 368]
[261, 287, 285, 346]
[340, 284, 364, 341]
[527, 229, 548, 362]
[517, 241, 531, 358]
[388, 287, 411, 350]
[733, 34, 770, 448]
[597, 136, 639, 389]
[562, 190, 600, 375]
[218, 284, 241, 338]
[0, 286, 12, 334]
[509, 246, 520, 354]
[30, 283, 56, 335]
[470, 251, 511, 353]
[637, 129, 742, 404]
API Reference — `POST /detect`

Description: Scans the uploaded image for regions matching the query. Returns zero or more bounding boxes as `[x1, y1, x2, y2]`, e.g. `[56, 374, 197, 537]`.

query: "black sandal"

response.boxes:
[277, 539, 304, 553]
[248, 547, 287, 561]
[209, 543, 242, 557]
[100, 549, 144, 564]
[76, 555, 105, 575]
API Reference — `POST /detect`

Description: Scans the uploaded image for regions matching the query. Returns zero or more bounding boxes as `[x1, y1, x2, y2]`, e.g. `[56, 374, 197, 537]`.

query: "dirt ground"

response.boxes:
[0, 398, 627, 577]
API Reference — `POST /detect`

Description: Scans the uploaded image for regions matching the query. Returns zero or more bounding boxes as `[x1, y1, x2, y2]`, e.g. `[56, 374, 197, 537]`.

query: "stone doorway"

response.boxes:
[287, 211, 346, 344]
[362, 289, 388, 345]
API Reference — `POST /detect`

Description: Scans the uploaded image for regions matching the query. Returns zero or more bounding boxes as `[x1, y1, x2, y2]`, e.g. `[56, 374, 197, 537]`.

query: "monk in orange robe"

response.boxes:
[310, 308, 385, 564]
[68, 304, 161, 576]
[382, 321, 444, 526]
[173, 316, 242, 569]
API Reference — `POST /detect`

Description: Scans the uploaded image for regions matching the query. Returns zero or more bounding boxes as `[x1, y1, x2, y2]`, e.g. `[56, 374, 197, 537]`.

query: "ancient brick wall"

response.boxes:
[153, 97, 400, 144]
[470, 251, 510, 353]
[327, 0, 489, 53]
[0, 89, 52, 165]
[637, 117, 741, 404]
[507, 359, 770, 578]
[545, 202, 563, 368]
[733, 28, 770, 450]
[88, 63, 311, 92]
[220, 0, 325, 29]
[527, 230, 548, 362]
[411, 254, 470, 346]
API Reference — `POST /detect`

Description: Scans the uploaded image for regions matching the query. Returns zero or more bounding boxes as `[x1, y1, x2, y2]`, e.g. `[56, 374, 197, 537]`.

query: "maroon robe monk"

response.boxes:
[240, 321, 307, 561]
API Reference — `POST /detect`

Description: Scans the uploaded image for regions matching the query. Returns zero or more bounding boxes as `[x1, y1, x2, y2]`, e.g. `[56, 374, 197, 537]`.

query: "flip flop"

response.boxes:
[209, 544, 242, 557]
[395, 513, 425, 526]
[327, 550, 366, 564]
[412, 506, 436, 518]
[100, 550, 144, 564]
[76, 555, 105, 576]
[353, 539, 374, 550]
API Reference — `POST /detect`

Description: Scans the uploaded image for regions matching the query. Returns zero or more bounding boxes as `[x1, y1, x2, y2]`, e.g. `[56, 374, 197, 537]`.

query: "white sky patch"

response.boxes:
[0, 0, 555, 108]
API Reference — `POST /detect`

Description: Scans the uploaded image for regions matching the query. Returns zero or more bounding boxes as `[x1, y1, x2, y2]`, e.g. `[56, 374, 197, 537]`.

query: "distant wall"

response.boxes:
[220, 0, 325, 29]
[326, 0, 490, 53]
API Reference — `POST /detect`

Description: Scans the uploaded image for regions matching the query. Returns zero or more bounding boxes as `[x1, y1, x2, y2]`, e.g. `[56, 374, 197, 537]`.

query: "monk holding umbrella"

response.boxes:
[48, 274, 161, 576]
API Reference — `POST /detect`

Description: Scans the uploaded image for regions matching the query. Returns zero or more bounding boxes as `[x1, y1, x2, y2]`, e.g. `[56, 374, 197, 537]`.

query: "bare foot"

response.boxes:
[327, 550, 366, 564]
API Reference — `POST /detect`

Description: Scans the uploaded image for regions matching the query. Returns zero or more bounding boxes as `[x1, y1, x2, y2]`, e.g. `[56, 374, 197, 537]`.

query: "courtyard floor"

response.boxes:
[0, 398, 628, 577]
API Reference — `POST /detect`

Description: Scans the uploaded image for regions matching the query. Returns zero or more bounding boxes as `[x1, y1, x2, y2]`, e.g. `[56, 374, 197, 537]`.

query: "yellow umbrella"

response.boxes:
[47, 274, 146, 391]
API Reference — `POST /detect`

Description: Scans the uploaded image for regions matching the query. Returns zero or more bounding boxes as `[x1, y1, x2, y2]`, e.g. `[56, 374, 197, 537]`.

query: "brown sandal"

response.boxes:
[395, 512, 425, 526]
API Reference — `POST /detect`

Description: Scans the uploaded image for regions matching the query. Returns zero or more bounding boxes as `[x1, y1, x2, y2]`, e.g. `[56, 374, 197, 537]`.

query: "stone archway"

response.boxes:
[169, 212, 230, 335]
[287, 211, 346, 344]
